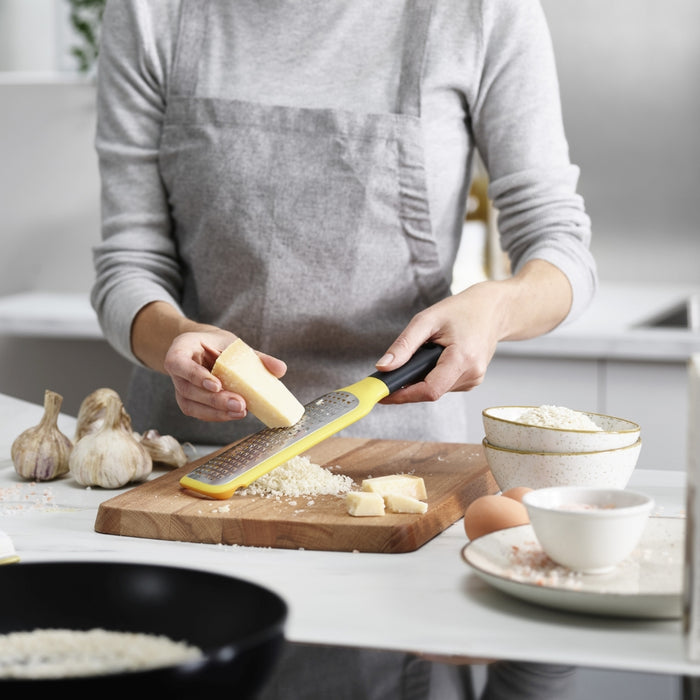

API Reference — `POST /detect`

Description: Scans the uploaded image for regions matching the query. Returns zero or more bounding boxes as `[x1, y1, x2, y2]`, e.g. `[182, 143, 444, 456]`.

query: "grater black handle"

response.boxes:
[369, 342, 444, 395]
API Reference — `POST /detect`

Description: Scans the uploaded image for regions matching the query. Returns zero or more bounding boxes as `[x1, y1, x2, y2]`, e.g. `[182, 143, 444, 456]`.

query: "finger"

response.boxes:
[418, 653, 496, 666]
[200, 341, 223, 369]
[165, 345, 222, 393]
[257, 351, 288, 379]
[175, 394, 247, 422]
[171, 375, 247, 418]
[375, 320, 436, 371]
[380, 345, 479, 404]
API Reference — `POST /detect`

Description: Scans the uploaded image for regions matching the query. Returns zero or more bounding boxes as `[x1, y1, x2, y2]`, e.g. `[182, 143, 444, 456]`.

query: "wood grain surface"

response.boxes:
[95, 437, 497, 553]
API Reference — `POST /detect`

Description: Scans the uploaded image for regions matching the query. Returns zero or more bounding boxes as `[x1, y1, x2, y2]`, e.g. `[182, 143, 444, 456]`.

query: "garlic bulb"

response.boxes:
[139, 429, 189, 468]
[74, 387, 133, 442]
[69, 391, 152, 488]
[11, 389, 73, 481]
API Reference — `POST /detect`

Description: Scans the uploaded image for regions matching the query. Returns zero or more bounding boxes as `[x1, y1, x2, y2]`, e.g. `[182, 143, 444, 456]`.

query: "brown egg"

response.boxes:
[501, 486, 533, 503]
[463, 494, 529, 540]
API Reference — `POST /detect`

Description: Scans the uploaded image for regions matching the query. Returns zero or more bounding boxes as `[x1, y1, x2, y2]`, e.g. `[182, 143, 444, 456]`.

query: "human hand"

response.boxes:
[375, 280, 506, 405]
[416, 652, 496, 666]
[376, 260, 573, 405]
[162, 330, 288, 422]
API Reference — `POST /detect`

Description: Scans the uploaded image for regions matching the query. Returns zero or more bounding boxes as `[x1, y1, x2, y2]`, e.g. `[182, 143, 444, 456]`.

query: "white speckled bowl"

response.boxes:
[482, 438, 642, 492]
[522, 486, 654, 573]
[482, 406, 640, 453]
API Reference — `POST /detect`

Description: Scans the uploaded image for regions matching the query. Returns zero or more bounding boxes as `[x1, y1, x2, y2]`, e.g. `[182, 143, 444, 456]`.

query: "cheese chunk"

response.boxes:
[346, 491, 386, 517]
[212, 339, 305, 428]
[383, 493, 428, 515]
[361, 474, 427, 500]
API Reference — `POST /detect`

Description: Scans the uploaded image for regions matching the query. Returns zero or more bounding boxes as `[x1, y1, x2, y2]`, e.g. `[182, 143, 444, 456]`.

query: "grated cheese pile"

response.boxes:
[238, 455, 355, 498]
[518, 405, 602, 431]
[0, 628, 203, 679]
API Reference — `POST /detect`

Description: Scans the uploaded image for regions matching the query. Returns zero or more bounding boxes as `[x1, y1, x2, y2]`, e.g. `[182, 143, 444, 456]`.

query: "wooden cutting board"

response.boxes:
[95, 437, 497, 553]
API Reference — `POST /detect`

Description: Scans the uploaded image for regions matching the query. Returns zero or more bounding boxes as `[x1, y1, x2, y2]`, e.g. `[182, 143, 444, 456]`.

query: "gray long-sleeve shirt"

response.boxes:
[93, 0, 597, 366]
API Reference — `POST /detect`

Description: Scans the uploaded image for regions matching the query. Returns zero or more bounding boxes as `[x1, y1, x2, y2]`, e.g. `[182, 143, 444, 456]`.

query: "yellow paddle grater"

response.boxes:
[179, 343, 444, 499]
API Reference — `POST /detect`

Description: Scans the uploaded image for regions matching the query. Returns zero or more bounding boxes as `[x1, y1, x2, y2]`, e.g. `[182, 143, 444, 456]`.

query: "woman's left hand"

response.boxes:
[376, 260, 573, 404]
[376, 282, 503, 404]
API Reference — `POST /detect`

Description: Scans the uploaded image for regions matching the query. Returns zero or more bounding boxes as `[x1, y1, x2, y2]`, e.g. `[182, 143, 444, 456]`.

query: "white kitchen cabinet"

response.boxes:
[604, 360, 689, 471]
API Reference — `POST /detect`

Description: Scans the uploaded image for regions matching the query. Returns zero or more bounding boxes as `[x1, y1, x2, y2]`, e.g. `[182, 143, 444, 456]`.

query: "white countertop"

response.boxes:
[0, 291, 101, 339]
[1, 391, 698, 677]
[1, 282, 699, 360]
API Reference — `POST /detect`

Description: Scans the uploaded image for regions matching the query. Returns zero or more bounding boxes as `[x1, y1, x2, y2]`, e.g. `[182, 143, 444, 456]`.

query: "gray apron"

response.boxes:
[128, 5, 474, 697]
[126, 0, 469, 449]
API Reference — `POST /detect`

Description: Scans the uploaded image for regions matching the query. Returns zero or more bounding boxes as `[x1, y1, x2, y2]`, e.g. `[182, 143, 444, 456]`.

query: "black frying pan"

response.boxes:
[0, 561, 287, 696]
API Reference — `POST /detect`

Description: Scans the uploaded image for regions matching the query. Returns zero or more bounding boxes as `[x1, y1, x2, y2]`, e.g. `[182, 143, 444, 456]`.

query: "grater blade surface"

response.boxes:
[184, 390, 360, 486]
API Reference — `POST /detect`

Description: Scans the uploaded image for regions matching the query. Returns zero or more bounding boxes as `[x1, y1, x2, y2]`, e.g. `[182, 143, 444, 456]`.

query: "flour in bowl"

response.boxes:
[518, 405, 602, 431]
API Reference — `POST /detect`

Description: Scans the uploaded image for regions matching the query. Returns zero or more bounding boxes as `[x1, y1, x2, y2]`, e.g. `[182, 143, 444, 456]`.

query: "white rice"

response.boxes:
[517, 405, 602, 431]
[238, 455, 355, 497]
[0, 628, 203, 679]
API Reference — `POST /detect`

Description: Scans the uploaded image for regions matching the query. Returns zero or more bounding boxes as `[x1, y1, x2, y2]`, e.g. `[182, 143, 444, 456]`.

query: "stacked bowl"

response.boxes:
[481, 405, 642, 492]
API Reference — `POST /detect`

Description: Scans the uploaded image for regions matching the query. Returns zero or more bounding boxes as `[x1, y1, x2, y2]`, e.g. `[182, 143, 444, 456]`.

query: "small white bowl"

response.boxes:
[522, 486, 654, 573]
[482, 406, 640, 453]
[483, 438, 642, 492]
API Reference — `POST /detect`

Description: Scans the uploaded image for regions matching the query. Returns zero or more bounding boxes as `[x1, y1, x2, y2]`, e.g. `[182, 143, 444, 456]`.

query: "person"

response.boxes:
[91, 0, 596, 698]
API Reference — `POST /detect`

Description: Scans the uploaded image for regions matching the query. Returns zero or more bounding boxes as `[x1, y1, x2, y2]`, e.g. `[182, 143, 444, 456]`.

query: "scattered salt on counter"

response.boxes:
[518, 405, 602, 431]
[0, 482, 59, 516]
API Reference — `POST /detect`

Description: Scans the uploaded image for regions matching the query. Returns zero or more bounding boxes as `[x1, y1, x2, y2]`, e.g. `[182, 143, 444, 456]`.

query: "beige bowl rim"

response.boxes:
[481, 406, 641, 434]
[482, 436, 642, 457]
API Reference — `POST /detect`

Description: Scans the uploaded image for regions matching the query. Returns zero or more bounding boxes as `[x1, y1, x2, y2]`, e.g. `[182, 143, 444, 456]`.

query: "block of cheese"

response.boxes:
[361, 474, 427, 500]
[383, 493, 428, 515]
[212, 339, 305, 428]
[345, 491, 386, 517]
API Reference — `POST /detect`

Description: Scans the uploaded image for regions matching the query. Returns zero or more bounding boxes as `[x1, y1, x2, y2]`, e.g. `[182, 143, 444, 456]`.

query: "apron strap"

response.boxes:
[169, 0, 207, 97]
[397, 0, 435, 117]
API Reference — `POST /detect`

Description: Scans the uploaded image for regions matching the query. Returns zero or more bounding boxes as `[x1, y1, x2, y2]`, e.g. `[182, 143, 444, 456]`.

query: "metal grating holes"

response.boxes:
[186, 391, 359, 485]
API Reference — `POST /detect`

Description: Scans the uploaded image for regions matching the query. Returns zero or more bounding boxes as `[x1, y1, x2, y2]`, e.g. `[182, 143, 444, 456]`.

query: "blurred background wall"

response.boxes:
[1, 0, 698, 297]
[0, 0, 698, 415]
[541, 0, 700, 284]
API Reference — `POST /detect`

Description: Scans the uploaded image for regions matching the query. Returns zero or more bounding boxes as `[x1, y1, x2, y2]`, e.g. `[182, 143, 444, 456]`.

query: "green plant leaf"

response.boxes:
[65, 0, 106, 73]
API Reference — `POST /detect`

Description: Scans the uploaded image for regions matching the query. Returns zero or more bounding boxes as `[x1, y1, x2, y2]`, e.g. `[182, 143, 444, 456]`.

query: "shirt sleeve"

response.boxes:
[470, 0, 598, 324]
[91, 0, 183, 364]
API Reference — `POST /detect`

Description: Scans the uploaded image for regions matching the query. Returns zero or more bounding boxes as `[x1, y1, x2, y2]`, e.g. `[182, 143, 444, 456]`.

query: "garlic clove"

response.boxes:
[74, 387, 133, 442]
[138, 429, 189, 468]
[69, 390, 152, 489]
[11, 390, 73, 481]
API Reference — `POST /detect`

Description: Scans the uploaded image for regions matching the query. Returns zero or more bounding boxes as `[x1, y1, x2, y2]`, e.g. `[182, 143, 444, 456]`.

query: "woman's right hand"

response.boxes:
[163, 329, 243, 422]
[163, 330, 290, 423]
[132, 301, 288, 423]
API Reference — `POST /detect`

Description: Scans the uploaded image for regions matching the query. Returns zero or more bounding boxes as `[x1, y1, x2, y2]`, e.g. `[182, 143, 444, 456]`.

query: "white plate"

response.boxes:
[461, 517, 684, 619]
